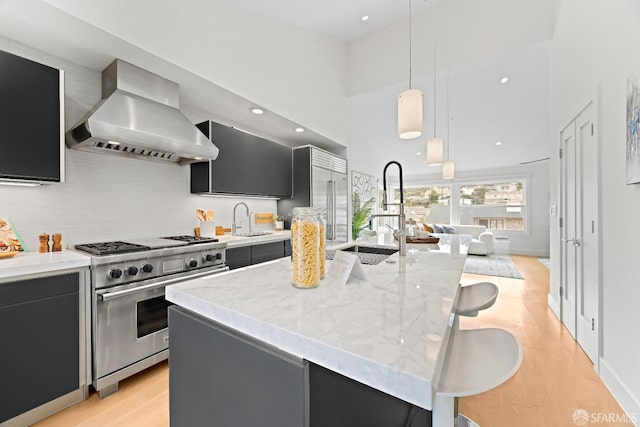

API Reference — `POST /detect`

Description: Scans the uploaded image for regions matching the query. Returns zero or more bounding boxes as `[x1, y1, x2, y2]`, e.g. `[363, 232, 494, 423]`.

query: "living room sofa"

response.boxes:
[426, 224, 494, 256]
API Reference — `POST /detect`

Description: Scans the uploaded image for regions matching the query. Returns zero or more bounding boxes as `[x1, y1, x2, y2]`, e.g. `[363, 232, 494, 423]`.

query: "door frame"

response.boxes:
[555, 95, 602, 373]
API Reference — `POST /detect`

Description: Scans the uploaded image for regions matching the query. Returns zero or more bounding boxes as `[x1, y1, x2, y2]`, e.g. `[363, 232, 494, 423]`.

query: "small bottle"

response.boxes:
[52, 233, 62, 252]
[291, 207, 320, 289]
[39, 233, 50, 253]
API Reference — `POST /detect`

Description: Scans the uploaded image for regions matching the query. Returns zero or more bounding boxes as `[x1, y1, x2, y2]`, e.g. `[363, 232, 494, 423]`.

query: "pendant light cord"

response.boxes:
[409, 0, 413, 89]
[432, 0, 437, 137]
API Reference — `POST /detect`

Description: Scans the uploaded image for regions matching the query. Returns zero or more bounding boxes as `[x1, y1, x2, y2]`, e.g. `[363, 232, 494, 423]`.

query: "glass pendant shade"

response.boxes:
[426, 138, 443, 165]
[442, 160, 455, 179]
[398, 89, 423, 139]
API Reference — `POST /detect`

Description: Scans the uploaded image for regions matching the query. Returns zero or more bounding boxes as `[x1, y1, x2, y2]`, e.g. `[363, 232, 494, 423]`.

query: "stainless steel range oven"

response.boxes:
[75, 236, 228, 398]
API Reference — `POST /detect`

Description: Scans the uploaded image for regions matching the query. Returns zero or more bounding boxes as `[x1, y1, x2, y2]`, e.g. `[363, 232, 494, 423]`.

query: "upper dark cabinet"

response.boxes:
[191, 121, 292, 198]
[0, 50, 64, 182]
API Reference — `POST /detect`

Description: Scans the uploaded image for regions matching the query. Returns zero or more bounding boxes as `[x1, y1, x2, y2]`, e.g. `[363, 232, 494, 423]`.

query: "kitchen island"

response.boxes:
[166, 245, 467, 426]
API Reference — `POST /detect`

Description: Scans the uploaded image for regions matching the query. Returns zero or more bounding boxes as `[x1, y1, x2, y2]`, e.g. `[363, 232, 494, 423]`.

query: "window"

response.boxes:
[459, 181, 525, 231]
[393, 185, 451, 224]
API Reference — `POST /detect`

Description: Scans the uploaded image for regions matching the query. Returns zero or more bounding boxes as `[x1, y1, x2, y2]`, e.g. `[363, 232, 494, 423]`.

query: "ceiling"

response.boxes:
[0, 0, 556, 178]
[223, 0, 432, 42]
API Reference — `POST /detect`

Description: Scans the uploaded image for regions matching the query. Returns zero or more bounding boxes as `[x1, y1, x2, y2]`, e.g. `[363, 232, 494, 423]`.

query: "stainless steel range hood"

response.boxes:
[66, 59, 218, 164]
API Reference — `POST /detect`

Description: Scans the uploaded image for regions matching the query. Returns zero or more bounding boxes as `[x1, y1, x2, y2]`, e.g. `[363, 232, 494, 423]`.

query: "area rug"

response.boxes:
[463, 255, 524, 279]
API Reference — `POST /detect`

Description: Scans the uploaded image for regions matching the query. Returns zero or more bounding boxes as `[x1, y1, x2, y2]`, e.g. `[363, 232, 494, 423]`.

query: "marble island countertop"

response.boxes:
[166, 246, 467, 410]
[215, 230, 290, 248]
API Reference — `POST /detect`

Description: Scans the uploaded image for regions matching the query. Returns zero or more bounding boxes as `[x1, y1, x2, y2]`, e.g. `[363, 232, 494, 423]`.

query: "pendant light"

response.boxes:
[398, 0, 423, 140]
[427, 0, 443, 165]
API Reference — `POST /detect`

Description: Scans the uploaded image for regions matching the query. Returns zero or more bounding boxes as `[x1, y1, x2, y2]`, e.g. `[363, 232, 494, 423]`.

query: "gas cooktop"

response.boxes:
[75, 236, 220, 256]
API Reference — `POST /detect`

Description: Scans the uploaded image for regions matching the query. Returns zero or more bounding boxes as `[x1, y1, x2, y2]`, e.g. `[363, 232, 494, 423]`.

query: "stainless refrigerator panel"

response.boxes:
[312, 164, 332, 215]
[332, 171, 349, 244]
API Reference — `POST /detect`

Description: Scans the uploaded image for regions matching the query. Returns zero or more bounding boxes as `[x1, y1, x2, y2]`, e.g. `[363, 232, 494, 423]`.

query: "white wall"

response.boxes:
[551, 0, 640, 419]
[0, 37, 276, 249]
[41, 0, 349, 146]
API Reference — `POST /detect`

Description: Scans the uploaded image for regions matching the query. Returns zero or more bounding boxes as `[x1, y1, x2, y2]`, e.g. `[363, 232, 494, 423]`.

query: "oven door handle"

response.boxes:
[97, 266, 230, 301]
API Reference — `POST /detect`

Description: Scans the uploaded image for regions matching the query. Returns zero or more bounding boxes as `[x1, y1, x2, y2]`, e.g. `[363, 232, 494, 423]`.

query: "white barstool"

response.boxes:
[433, 328, 522, 427]
[455, 282, 499, 317]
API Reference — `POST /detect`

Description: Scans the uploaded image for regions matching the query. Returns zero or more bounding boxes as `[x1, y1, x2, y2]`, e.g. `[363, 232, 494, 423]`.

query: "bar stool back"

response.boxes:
[455, 282, 499, 317]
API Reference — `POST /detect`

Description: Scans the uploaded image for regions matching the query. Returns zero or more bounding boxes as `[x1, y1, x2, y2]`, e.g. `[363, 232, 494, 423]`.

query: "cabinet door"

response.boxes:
[245, 134, 273, 195]
[0, 273, 79, 423]
[226, 246, 251, 270]
[169, 307, 307, 427]
[0, 51, 62, 182]
[272, 143, 292, 197]
[251, 241, 285, 265]
[209, 122, 247, 193]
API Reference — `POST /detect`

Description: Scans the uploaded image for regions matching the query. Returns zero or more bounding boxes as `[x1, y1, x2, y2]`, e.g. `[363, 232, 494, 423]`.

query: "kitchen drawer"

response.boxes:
[251, 241, 285, 265]
[226, 246, 251, 270]
[0, 273, 78, 307]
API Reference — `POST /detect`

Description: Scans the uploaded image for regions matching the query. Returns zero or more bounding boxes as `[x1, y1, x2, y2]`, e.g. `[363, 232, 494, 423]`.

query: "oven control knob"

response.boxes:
[215, 253, 222, 260]
[188, 258, 198, 268]
[204, 253, 214, 262]
[108, 268, 123, 279]
[142, 264, 153, 273]
[126, 266, 139, 276]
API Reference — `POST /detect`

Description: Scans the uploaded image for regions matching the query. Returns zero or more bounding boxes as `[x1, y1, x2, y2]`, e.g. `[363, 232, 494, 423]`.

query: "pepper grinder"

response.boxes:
[52, 233, 62, 252]
[39, 233, 50, 253]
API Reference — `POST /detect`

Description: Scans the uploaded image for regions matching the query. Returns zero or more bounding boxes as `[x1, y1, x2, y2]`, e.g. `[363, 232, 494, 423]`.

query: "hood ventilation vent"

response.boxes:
[66, 59, 218, 164]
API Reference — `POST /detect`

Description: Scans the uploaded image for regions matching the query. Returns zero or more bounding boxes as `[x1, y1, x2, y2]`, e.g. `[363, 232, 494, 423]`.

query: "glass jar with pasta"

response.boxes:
[291, 207, 321, 289]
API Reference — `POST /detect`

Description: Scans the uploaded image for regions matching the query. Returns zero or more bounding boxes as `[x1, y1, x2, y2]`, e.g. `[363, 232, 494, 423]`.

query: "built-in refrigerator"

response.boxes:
[277, 146, 348, 245]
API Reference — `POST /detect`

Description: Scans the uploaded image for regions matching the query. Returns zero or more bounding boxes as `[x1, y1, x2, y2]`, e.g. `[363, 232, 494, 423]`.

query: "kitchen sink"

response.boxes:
[341, 245, 398, 256]
[326, 245, 398, 265]
[234, 231, 274, 237]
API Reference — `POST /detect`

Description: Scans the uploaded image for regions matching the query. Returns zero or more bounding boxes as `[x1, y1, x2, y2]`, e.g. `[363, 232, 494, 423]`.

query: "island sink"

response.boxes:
[341, 245, 398, 256]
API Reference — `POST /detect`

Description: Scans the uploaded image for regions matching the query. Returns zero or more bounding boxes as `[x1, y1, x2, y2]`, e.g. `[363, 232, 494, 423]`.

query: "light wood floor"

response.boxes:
[35, 256, 628, 426]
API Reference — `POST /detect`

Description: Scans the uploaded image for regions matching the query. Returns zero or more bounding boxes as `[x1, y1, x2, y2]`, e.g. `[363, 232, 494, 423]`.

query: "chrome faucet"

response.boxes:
[371, 161, 406, 256]
[232, 202, 250, 235]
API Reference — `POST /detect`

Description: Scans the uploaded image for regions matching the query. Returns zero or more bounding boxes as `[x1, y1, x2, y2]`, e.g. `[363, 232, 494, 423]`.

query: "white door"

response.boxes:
[559, 102, 599, 365]
[560, 122, 577, 338]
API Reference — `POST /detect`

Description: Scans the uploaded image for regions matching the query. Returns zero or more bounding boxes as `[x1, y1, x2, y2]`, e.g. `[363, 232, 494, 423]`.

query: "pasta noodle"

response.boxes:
[291, 219, 320, 288]
[319, 223, 325, 279]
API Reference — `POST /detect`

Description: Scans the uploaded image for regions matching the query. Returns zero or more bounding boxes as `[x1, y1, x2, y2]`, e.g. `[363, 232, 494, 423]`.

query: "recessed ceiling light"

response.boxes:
[361, 15, 369, 21]
[417, 152, 421, 156]
[496, 141, 502, 146]
[294, 127, 305, 133]
[500, 77, 509, 84]
[250, 107, 264, 115]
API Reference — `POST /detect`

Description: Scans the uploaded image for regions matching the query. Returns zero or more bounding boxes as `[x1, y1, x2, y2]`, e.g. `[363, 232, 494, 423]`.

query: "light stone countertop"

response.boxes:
[0, 250, 91, 280]
[216, 230, 290, 248]
[166, 246, 466, 410]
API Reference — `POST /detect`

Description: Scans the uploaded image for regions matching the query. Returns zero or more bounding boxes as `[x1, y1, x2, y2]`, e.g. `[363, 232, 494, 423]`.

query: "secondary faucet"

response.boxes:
[371, 161, 406, 256]
[232, 202, 250, 235]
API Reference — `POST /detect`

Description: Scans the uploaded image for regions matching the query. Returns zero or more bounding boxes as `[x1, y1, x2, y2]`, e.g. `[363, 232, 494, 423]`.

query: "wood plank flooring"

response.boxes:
[34, 256, 628, 426]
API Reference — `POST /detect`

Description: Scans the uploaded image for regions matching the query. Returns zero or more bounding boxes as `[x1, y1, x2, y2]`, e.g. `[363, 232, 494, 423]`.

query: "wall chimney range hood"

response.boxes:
[66, 59, 218, 164]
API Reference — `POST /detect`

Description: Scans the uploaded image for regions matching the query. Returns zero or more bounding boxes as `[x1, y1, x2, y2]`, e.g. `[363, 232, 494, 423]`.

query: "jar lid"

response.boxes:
[292, 207, 320, 215]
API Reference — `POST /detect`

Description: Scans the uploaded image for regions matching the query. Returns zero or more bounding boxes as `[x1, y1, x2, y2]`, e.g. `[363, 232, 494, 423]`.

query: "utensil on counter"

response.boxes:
[206, 210, 214, 221]
[196, 209, 207, 222]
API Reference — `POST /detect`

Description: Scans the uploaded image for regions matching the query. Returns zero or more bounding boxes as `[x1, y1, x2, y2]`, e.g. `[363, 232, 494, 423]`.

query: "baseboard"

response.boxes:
[599, 358, 640, 426]
[506, 249, 550, 257]
[547, 294, 560, 320]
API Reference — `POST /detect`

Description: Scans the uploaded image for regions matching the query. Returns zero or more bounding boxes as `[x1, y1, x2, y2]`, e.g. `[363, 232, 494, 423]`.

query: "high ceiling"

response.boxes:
[223, 0, 432, 42]
[1, 0, 557, 178]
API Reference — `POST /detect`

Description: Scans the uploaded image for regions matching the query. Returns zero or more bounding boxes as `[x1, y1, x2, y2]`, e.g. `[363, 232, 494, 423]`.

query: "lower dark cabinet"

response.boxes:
[226, 246, 252, 270]
[226, 239, 290, 270]
[168, 306, 432, 427]
[0, 273, 80, 423]
[169, 307, 306, 427]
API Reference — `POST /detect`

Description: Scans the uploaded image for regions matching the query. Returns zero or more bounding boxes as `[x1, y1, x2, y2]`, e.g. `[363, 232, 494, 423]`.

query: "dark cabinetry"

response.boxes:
[0, 273, 80, 423]
[226, 240, 290, 270]
[0, 49, 64, 182]
[170, 306, 306, 427]
[169, 307, 432, 427]
[191, 121, 292, 197]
